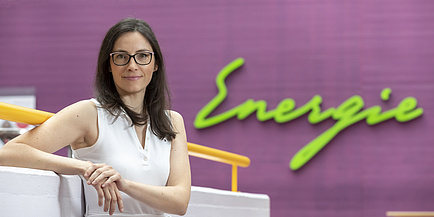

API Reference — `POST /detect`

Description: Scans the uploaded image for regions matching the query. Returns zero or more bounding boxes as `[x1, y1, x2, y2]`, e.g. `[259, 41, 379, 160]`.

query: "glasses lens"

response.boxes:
[113, 53, 129, 65]
[135, 52, 152, 65]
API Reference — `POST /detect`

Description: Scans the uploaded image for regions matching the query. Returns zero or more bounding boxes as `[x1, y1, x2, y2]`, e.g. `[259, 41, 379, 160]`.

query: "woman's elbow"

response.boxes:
[0, 149, 5, 166]
[174, 201, 189, 216]
[0, 144, 13, 166]
[173, 191, 190, 216]
[0, 142, 29, 167]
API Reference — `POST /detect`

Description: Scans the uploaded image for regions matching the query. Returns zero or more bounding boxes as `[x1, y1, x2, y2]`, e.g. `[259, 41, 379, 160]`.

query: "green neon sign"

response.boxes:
[194, 58, 424, 170]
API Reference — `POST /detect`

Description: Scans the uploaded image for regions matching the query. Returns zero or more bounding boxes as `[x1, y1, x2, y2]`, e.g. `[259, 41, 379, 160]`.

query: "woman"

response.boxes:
[0, 18, 191, 217]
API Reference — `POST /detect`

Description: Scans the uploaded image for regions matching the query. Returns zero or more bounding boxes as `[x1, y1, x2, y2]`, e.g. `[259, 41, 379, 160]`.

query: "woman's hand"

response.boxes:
[84, 163, 126, 215]
[93, 181, 124, 215]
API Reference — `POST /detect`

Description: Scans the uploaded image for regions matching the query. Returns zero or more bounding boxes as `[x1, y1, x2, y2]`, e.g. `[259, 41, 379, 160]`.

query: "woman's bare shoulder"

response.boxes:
[168, 110, 184, 124]
[168, 110, 186, 136]
[57, 100, 97, 119]
[46, 99, 98, 138]
[54, 100, 99, 148]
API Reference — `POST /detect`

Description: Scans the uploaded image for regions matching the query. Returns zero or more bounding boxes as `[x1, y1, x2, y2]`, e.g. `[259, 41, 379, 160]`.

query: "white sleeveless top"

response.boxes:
[72, 99, 172, 217]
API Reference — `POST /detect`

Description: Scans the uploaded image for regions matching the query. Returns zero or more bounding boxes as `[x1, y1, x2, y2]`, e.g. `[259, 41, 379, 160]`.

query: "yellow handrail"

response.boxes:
[0, 102, 53, 125]
[386, 212, 434, 217]
[187, 142, 250, 191]
[0, 101, 250, 191]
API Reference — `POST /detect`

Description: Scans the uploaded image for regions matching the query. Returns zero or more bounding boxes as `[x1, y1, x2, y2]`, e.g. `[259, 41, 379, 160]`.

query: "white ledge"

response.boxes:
[0, 166, 270, 217]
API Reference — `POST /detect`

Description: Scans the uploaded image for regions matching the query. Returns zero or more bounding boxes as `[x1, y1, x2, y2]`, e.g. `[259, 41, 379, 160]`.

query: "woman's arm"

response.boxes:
[0, 100, 96, 174]
[0, 100, 124, 215]
[124, 110, 191, 215]
[87, 110, 191, 215]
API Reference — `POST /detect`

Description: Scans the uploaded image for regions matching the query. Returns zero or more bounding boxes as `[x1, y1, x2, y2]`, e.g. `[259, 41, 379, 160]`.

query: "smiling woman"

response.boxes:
[109, 31, 157, 99]
[0, 18, 191, 217]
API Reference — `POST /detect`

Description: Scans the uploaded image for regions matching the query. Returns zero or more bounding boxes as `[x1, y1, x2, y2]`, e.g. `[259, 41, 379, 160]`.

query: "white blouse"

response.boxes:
[72, 99, 172, 217]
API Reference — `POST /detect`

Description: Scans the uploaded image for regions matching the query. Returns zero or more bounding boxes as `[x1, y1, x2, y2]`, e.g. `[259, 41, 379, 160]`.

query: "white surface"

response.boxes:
[0, 95, 36, 109]
[0, 166, 84, 217]
[0, 166, 270, 217]
[183, 186, 270, 217]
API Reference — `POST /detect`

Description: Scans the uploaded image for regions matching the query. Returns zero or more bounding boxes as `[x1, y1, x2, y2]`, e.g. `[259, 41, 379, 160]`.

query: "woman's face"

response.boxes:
[110, 31, 158, 97]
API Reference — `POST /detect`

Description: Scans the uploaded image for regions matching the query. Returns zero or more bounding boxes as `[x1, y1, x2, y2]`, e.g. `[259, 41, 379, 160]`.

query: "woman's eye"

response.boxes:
[116, 54, 127, 59]
[138, 53, 149, 58]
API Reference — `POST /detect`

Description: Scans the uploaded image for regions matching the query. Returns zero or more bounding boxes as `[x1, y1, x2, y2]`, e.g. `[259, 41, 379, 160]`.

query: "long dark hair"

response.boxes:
[94, 18, 176, 141]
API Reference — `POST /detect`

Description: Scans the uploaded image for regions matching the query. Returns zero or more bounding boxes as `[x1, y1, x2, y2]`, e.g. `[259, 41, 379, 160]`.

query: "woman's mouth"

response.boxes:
[123, 76, 142, 81]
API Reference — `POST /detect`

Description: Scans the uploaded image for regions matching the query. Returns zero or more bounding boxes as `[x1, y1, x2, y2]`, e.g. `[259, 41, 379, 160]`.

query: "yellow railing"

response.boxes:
[386, 212, 434, 217]
[0, 101, 250, 192]
[187, 142, 250, 192]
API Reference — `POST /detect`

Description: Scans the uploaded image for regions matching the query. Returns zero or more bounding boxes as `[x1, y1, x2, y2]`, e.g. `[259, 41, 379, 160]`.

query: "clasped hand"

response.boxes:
[84, 162, 126, 215]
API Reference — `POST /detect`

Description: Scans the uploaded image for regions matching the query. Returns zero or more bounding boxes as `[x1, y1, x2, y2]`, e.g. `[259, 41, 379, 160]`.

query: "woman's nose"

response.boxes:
[127, 58, 139, 71]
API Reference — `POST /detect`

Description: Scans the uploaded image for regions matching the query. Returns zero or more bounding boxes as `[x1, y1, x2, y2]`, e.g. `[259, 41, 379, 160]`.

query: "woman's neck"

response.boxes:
[120, 93, 145, 114]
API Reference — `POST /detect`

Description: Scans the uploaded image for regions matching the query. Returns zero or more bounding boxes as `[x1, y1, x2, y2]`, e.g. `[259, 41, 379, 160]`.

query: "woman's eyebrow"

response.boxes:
[136, 49, 152, 53]
[112, 49, 152, 53]
[112, 49, 128, 53]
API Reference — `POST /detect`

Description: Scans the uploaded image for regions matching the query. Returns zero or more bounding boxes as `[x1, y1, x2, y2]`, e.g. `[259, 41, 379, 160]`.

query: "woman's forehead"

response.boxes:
[113, 32, 152, 52]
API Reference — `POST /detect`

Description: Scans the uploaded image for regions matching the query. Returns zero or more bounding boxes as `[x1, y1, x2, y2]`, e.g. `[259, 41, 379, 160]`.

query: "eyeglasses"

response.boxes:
[109, 51, 154, 66]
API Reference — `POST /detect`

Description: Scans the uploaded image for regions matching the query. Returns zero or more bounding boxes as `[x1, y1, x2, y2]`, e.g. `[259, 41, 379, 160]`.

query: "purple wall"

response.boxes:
[1, 1, 434, 216]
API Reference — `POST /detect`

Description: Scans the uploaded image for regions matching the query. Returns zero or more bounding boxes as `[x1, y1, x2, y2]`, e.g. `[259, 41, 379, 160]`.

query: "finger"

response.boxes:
[88, 172, 102, 185]
[115, 186, 124, 212]
[85, 163, 105, 178]
[93, 171, 116, 185]
[102, 173, 121, 188]
[84, 164, 96, 180]
[89, 166, 109, 185]
[86, 165, 102, 184]
[95, 185, 104, 207]
[109, 184, 117, 215]
[103, 186, 112, 213]
[83, 162, 91, 178]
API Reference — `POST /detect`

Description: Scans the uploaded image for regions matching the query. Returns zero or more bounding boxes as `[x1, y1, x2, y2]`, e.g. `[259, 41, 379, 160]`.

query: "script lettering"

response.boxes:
[194, 58, 424, 170]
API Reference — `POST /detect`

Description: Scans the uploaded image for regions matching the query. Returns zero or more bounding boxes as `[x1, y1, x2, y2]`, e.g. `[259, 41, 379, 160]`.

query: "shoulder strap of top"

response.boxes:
[90, 98, 101, 107]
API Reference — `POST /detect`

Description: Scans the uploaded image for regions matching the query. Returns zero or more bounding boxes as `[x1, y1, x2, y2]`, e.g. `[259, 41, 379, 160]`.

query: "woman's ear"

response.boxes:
[154, 64, 159, 72]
